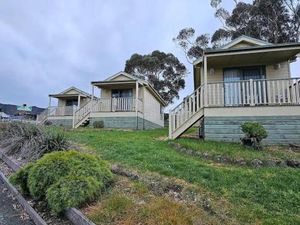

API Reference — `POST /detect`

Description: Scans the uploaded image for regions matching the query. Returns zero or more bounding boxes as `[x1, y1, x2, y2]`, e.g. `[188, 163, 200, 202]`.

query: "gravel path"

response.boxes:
[0, 179, 34, 225]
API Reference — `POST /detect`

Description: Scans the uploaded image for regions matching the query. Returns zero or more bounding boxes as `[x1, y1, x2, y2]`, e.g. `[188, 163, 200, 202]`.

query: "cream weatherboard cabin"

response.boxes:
[37, 87, 92, 127]
[169, 36, 300, 145]
[37, 72, 166, 129]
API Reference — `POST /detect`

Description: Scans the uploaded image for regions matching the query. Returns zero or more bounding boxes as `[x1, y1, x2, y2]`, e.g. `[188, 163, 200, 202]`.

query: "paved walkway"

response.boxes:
[0, 180, 33, 225]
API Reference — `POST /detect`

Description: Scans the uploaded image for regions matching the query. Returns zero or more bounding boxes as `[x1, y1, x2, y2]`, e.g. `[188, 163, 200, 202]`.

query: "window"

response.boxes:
[223, 66, 266, 105]
[223, 66, 266, 82]
[111, 89, 133, 98]
[65, 99, 78, 106]
[111, 89, 133, 111]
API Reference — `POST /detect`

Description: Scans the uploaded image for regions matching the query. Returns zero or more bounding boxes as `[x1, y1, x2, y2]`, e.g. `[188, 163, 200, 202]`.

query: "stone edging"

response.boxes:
[169, 142, 300, 168]
[0, 151, 95, 225]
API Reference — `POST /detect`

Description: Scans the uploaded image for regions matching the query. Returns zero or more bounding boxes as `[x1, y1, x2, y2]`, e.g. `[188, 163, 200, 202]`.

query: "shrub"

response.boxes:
[10, 163, 34, 196]
[0, 122, 69, 161]
[93, 121, 104, 129]
[241, 122, 268, 149]
[27, 151, 74, 199]
[10, 150, 113, 214]
[46, 176, 102, 214]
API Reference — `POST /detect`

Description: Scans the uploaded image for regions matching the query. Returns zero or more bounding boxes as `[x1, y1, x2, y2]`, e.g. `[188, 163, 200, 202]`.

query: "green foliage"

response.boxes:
[241, 122, 268, 141]
[9, 163, 34, 196]
[175, 0, 300, 62]
[46, 176, 102, 215]
[10, 150, 113, 214]
[93, 121, 104, 129]
[124, 50, 186, 104]
[28, 151, 74, 199]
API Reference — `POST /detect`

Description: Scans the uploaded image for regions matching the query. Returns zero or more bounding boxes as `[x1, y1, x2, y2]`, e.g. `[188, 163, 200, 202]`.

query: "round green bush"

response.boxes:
[28, 151, 75, 199]
[46, 176, 102, 215]
[241, 122, 268, 141]
[10, 150, 113, 214]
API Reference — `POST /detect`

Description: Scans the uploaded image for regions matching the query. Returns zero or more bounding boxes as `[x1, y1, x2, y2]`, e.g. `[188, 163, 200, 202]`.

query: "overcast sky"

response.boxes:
[0, 0, 299, 108]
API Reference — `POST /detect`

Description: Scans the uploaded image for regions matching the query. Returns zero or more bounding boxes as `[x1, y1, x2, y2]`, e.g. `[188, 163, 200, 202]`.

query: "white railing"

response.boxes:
[169, 85, 204, 133]
[207, 77, 300, 107]
[73, 97, 144, 128]
[36, 106, 76, 124]
[92, 97, 143, 113]
[48, 106, 76, 116]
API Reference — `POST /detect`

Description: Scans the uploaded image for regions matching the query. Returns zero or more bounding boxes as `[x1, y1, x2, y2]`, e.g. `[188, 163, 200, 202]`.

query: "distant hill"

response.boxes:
[0, 103, 45, 116]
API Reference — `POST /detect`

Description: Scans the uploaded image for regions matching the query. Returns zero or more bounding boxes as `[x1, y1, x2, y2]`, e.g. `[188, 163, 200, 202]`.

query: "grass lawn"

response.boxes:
[66, 128, 300, 225]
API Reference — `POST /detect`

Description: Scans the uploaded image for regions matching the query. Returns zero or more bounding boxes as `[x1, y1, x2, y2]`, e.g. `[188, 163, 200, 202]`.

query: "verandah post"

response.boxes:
[169, 112, 172, 139]
[203, 55, 208, 107]
[135, 80, 139, 129]
[250, 79, 254, 106]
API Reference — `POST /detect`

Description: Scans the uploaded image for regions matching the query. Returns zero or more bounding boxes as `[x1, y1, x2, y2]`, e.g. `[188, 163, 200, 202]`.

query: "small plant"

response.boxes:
[93, 121, 104, 129]
[241, 122, 268, 150]
[10, 150, 113, 215]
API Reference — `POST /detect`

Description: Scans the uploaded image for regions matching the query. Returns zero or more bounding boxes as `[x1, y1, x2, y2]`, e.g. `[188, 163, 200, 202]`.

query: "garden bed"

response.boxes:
[169, 142, 300, 168]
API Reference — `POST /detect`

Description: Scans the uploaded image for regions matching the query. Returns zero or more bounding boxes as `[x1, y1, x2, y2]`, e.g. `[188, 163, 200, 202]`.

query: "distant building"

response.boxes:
[0, 111, 10, 120]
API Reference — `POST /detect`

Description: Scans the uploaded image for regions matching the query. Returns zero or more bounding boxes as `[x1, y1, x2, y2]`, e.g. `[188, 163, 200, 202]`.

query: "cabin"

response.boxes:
[73, 72, 166, 129]
[169, 35, 300, 145]
[38, 72, 166, 129]
[37, 87, 91, 127]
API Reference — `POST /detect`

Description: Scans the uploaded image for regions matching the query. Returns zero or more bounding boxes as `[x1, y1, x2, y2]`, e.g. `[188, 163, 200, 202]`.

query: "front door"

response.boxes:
[111, 89, 133, 111]
[65, 99, 78, 115]
[224, 66, 266, 106]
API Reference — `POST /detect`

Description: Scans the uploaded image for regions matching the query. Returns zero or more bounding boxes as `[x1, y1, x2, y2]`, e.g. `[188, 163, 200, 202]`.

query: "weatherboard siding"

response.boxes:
[204, 116, 300, 145]
[143, 88, 164, 127]
[89, 116, 162, 130]
[204, 60, 290, 84]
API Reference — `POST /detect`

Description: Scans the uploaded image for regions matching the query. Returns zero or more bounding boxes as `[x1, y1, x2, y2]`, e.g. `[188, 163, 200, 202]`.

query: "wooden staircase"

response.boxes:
[73, 100, 93, 128]
[169, 85, 205, 139]
[36, 107, 57, 125]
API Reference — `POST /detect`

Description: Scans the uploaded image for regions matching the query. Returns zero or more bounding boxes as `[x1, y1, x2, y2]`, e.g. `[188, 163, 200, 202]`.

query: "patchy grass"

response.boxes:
[84, 176, 235, 225]
[67, 128, 300, 225]
[175, 138, 300, 161]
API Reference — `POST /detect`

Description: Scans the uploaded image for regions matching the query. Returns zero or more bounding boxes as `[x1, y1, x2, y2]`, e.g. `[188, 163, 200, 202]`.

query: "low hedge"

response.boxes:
[10, 150, 113, 215]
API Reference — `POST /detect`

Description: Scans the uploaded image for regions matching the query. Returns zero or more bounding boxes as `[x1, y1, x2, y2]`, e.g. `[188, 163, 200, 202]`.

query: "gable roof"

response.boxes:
[49, 86, 91, 98]
[221, 35, 271, 49]
[193, 36, 300, 65]
[105, 71, 138, 81]
[104, 71, 151, 86]
[92, 71, 167, 106]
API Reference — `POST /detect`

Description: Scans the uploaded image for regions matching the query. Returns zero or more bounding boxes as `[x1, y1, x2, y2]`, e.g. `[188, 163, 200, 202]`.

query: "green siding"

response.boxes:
[47, 118, 73, 128]
[90, 117, 163, 130]
[204, 116, 300, 145]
